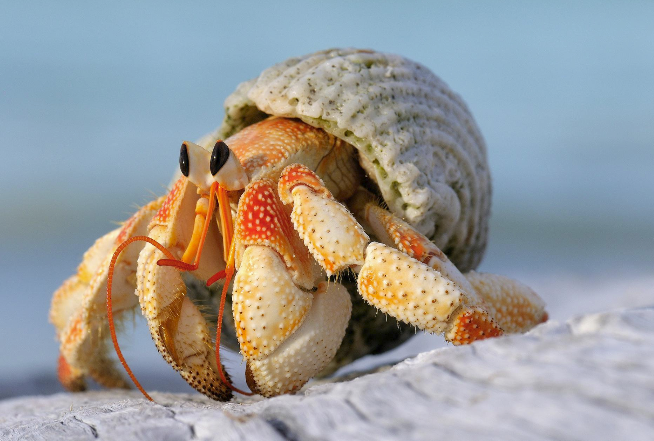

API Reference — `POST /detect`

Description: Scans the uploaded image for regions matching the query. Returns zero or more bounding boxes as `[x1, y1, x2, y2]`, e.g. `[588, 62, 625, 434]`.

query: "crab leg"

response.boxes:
[353, 193, 547, 340]
[49, 196, 164, 391]
[277, 164, 369, 275]
[358, 243, 503, 344]
[134, 177, 232, 400]
[231, 179, 351, 396]
[463, 271, 548, 334]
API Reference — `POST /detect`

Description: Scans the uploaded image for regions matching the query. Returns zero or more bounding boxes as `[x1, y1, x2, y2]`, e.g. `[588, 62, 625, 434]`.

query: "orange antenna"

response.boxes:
[211, 238, 253, 396]
[106, 235, 178, 402]
[208, 185, 253, 396]
[206, 269, 226, 287]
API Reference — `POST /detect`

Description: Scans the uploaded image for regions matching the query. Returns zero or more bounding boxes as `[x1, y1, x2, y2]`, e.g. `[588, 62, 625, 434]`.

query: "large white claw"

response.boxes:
[232, 245, 313, 360]
[245, 281, 352, 397]
[232, 178, 352, 397]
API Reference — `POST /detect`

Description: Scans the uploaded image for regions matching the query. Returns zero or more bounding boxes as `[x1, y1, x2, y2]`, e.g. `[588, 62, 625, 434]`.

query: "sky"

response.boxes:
[1, 0, 653, 396]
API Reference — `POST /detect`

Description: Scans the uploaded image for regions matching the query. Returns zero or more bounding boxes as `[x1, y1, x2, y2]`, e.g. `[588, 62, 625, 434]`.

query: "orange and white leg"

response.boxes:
[133, 177, 232, 401]
[357, 243, 503, 344]
[49, 196, 164, 391]
[231, 179, 351, 397]
[354, 195, 548, 342]
[51, 232, 115, 391]
[277, 164, 369, 276]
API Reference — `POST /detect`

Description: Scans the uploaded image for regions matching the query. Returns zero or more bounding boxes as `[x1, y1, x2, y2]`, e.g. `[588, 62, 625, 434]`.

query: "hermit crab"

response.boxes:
[50, 48, 547, 401]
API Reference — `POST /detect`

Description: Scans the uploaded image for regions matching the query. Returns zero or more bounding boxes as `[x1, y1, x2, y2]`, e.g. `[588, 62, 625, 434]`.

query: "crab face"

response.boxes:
[50, 49, 548, 401]
[180, 140, 249, 193]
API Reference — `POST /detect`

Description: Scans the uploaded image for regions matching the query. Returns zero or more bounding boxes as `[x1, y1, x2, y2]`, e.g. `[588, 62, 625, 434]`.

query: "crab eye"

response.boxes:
[211, 141, 230, 176]
[179, 143, 190, 177]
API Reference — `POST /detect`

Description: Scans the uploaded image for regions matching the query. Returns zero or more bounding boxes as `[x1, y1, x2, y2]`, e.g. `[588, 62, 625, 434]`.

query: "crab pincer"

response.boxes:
[277, 166, 546, 347]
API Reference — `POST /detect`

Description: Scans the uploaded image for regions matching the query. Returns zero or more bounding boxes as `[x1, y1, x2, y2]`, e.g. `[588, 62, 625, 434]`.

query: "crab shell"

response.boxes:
[199, 48, 490, 273]
[185, 48, 491, 373]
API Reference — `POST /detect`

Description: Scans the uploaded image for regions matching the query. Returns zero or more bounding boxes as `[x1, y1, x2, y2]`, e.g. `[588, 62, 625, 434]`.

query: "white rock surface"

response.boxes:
[1, 306, 653, 441]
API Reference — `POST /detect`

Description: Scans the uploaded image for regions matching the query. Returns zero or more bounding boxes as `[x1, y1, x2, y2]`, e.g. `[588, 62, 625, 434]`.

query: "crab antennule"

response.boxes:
[107, 235, 178, 402]
[180, 191, 213, 265]
[217, 185, 234, 259]
[157, 182, 219, 271]
[204, 184, 238, 287]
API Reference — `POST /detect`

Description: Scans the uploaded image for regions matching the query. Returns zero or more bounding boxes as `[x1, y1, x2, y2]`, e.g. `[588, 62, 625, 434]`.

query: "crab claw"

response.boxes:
[232, 179, 351, 396]
[233, 246, 313, 360]
[350, 195, 478, 293]
[245, 281, 351, 396]
[136, 177, 231, 400]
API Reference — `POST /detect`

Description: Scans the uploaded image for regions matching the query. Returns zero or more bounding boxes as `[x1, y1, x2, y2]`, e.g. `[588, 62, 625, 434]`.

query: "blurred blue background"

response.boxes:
[1, 1, 653, 398]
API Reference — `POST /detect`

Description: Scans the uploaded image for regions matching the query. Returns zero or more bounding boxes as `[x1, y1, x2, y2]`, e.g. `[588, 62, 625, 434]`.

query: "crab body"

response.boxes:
[50, 49, 547, 400]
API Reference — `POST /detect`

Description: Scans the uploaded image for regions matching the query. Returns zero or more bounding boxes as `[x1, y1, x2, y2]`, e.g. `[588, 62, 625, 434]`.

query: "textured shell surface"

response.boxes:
[200, 48, 491, 271]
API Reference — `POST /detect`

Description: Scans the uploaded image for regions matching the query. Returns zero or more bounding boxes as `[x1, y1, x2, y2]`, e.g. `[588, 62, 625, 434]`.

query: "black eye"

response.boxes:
[179, 143, 190, 177]
[211, 141, 230, 176]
